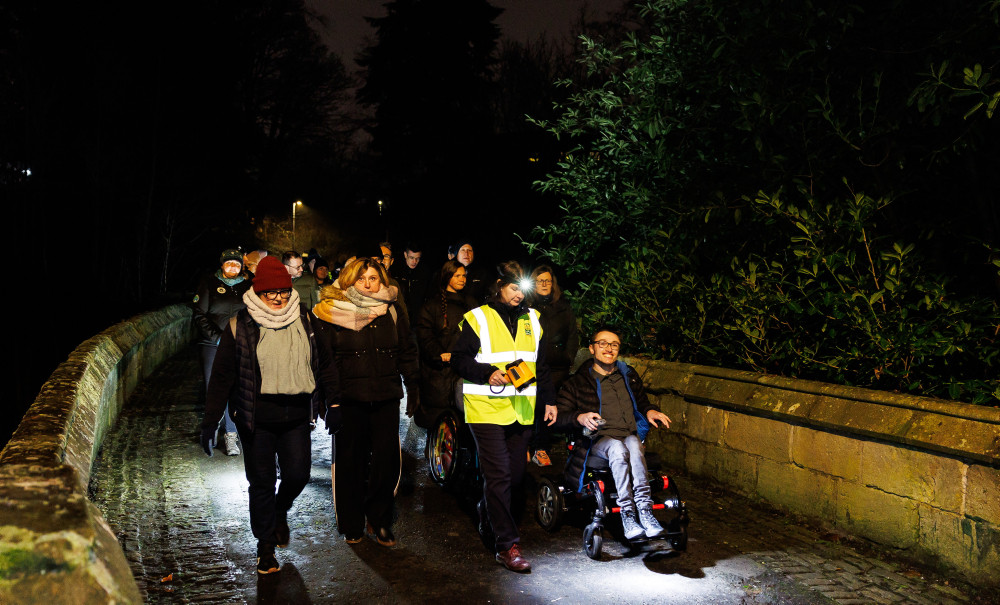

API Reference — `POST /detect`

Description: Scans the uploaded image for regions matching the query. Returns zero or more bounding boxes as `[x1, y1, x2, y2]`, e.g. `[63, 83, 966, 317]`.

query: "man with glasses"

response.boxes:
[282, 251, 319, 309]
[552, 326, 672, 541]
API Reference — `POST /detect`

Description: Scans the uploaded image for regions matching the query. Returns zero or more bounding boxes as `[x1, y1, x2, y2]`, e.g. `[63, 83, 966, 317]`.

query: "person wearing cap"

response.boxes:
[200, 255, 339, 575]
[192, 248, 253, 456]
[450, 260, 557, 573]
[452, 240, 490, 304]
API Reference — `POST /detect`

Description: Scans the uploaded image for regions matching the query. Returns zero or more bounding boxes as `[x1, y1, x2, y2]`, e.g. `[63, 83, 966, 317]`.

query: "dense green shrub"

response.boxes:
[525, 0, 999, 404]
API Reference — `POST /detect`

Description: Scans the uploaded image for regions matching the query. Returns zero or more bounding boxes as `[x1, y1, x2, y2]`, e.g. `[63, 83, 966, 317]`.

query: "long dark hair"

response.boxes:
[437, 259, 466, 329]
[439, 259, 465, 290]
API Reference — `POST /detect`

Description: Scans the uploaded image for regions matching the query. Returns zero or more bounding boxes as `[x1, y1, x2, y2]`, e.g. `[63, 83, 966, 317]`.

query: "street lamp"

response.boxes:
[377, 199, 383, 216]
[292, 200, 302, 250]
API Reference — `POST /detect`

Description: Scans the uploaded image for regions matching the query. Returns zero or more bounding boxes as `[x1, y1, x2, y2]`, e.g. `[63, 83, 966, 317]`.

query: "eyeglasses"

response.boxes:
[535, 279, 552, 285]
[592, 340, 621, 350]
[261, 289, 293, 301]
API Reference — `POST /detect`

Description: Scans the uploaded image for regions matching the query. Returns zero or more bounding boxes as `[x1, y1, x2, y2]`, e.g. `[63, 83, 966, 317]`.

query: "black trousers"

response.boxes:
[237, 420, 311, 553]
[468, 422, 532, 552]
[333, 399, 401, 537]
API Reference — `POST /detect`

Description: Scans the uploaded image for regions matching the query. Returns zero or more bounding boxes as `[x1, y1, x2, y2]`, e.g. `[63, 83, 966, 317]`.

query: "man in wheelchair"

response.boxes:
[552, 326, 672, 541]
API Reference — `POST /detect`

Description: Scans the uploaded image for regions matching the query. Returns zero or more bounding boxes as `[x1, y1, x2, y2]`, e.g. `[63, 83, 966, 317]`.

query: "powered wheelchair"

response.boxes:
[535, 442, 689, 560]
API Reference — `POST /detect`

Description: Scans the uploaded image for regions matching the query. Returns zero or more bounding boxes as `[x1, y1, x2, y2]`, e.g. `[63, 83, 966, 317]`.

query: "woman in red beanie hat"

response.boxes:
[201, 255, 340, 575]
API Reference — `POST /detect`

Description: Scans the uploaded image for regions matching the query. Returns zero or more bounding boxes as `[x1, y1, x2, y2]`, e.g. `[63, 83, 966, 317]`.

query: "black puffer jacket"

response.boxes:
[533, 294, 579, 389]
[316, 303, 420, 404]
[413, 290, 475, 426]
[203, 305, 339, 434]
[191, 272, 252, 346]
[553, 359, 658, 491]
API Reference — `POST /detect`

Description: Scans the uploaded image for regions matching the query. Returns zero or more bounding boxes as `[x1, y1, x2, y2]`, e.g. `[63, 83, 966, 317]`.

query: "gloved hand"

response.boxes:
[325, 405, 342, 434]
[200, 426, 217, 457]
[405, 391, 419, 418]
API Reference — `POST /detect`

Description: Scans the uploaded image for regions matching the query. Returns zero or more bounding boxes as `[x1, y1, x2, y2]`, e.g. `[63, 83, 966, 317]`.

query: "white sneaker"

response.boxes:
[224, 432, 240, 456]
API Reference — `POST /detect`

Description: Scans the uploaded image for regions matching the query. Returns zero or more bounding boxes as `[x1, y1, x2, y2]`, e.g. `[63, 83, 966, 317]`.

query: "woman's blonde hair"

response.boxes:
[337, 256, 389, 290]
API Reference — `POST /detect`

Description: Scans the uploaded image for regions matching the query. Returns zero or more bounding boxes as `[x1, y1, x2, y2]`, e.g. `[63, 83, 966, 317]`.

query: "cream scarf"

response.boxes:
[313, 281, 398, 331]
[242, 288, 316, 395]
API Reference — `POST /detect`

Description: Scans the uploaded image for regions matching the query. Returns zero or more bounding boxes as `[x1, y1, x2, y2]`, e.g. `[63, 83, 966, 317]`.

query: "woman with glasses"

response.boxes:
[200, 255, 339, 575]
[312, 256, 419, 547]
[412, 260, 475, 429]
[525, 264, 579, 467]
[450, 261, 557, 572]
[192, 248, 253, 456]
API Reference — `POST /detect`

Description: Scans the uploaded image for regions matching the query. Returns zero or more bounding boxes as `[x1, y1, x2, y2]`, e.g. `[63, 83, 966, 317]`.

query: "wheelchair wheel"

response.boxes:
[535, 477, 564, 532]
[428, 410, 460, 487]
[583, 523, 603, 560]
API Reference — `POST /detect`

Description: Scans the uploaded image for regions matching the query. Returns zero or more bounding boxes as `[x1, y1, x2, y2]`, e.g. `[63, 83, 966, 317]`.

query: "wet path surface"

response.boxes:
[89, 347, 992, 604]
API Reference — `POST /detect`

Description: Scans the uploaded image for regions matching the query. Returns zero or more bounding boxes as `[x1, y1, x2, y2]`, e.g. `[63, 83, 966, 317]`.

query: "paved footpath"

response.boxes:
[89, 348, 997, 604]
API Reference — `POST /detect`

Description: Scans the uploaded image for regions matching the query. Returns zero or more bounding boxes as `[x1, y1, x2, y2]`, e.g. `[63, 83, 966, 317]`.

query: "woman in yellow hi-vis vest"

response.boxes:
[451, 261, 557, 573]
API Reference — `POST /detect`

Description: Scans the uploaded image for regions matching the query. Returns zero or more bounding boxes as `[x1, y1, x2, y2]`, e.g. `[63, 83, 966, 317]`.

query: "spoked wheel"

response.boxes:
[428, 410, 460, 487]
[583, 523, 603, 560]
[536, 477, 564, 532]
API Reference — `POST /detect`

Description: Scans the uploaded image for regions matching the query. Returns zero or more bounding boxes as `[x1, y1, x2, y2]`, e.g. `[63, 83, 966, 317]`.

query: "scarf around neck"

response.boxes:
[244, 288, 301, 328]
[242, 288, 315, 395]
[215, 270, 246, 287]
[313, 281, 398, 331]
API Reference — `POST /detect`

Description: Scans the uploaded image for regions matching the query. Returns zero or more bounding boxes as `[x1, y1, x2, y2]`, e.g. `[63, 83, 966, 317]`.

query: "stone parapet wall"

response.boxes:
[0, 305, 194, 604]
[631, 358, 1000, 587]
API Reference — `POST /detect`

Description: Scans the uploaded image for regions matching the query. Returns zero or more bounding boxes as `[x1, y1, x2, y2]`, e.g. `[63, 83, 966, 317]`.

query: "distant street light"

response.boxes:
[292, 200, 303, 250]
[378, 199, 383, 216]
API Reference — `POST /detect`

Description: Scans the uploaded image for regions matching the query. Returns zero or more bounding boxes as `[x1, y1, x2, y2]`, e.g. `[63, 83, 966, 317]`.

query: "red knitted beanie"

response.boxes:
[252, 255, 293, 292]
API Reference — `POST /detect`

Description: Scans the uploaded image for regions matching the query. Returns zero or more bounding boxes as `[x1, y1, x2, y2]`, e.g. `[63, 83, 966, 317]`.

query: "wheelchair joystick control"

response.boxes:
[582, 417, 606, 437]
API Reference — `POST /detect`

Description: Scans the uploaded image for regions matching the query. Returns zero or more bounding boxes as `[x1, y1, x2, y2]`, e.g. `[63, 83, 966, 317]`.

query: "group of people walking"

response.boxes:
[193, 240, 671, 575]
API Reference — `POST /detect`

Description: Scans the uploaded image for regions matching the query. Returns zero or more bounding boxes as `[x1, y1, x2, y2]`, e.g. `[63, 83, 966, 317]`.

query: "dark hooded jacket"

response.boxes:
[553, 358, 659, 492]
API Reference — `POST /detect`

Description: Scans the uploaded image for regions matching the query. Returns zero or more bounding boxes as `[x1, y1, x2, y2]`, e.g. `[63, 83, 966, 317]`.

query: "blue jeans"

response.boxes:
[591, 434, 651, 512]
[201, 344, 236, 433]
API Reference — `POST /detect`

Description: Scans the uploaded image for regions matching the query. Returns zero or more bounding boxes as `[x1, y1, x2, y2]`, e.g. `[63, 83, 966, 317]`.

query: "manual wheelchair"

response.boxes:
[535, 445, 689, 560]
[426, 406, 480, 491]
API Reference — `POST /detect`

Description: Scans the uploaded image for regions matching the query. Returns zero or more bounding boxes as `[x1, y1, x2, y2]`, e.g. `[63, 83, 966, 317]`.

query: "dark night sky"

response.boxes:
[305, 0, 625, 62]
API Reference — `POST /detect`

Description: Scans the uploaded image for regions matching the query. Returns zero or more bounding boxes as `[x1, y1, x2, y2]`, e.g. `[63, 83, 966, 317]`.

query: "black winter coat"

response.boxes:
[413, 290, 475, 426]
[533, 294, 579, 389]
[203, 305, 339, 434]
[316, 302, 420, 405]
[553, 359, 659, 491]
[191, 272, 252, 346]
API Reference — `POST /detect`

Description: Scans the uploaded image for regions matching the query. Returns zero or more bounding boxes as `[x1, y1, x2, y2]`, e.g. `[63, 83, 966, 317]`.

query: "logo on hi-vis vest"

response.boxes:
[524, 326, 532, 337]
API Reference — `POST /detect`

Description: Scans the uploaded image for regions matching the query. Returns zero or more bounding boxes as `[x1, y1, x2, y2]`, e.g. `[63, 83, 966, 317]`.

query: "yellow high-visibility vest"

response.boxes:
[461, 305, 542, 425]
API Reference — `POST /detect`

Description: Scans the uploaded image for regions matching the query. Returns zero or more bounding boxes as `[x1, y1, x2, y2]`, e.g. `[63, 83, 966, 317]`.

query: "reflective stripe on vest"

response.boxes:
[461, 305, 542, 425]
[471, 307, 541, 364]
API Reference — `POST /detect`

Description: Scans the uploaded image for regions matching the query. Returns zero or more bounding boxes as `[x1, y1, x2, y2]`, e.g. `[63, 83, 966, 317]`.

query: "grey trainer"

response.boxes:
[638, 505, 665, 538]
[224, 432, 240, 456]
[621, 508, 645, 540]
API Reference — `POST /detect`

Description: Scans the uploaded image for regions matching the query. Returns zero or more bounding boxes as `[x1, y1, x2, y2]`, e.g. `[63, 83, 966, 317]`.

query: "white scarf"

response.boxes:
[242, 288, 316, 395]
[244, 288, 301, 328]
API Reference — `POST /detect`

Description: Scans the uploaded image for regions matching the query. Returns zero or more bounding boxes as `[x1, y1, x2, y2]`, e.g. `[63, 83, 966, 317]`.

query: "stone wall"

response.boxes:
[632, 358, 1000, 586]
[0, 305, 194, 604]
